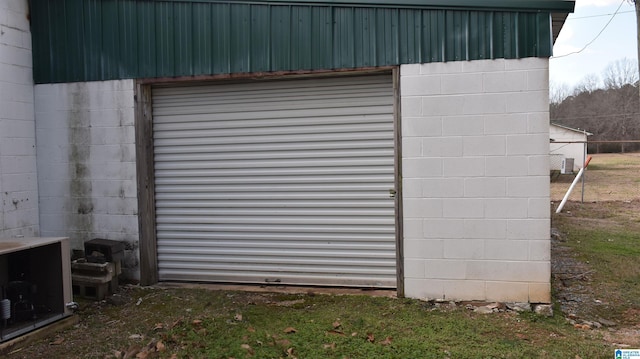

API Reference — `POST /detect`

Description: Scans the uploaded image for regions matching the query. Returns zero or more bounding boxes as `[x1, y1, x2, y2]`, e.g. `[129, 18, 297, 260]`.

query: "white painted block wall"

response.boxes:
[0, 0, 40, 238]
[34, 80, 139, 280]
[401, 58, 551, 303]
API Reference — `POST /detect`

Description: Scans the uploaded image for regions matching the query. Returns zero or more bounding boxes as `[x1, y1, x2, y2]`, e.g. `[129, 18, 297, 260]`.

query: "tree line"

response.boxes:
[550, 58, 640, 153]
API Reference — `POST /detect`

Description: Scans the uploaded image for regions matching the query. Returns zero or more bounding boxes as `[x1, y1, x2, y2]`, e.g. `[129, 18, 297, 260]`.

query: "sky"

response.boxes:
[550, 0, 638, 89]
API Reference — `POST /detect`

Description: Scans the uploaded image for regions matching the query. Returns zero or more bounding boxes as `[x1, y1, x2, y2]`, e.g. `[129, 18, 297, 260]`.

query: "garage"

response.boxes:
[151, 74, 398, 287]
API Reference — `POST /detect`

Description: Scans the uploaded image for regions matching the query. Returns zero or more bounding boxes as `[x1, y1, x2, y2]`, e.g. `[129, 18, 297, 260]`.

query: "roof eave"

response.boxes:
[163, 0, 576, 12]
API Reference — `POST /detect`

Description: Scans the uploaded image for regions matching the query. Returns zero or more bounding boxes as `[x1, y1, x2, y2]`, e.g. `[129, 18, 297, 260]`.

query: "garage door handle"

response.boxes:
[389, 189, 396, 198]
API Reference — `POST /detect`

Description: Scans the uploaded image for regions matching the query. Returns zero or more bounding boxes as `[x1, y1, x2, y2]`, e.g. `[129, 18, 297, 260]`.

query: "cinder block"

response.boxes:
[403, 198, 443, 218]
[485, 156, 528, 176]
[421, 61, 463, 75]
[1, 173, 37, 192]
[404, 259, 426, 278]
[461, 58, 505, 73]
[403, 218, 424, 238]
[442, 115, 484, 136]
[423, 219, 465, 239]
[401, 116, 442, 137]
[463, 135, 506, 156]
[484, 239, 528, 260]
[505, 57, 548, 71]
[404, 239, 444, 259]
[485, 281, 529, 302]
[402, 137, 422, 157]
[463, 219, 506, 239]
[1, 155, 36, 174]
[422, 95, 465, 116]
[0, 26, 26, 48]
[441, 73, 483, 95]
[485, 198, 528, 219]
[464, 177, 506, 198]
[527, 112, 550, 134]
[403, 158, 443, 178]
[526, 69, 549, 91]
[507, 176, 550, 198]
[422, 137, 463, 157]
[508, 261, 550, 282]
[528, 155, 550, 176]
[528, 282, 551, 303]
[401, 97, 422, 117]
[507, 219, 550, 240]
[402, 178, 422, 198]
[404, 278, 444, 300]
[425, 259, 467, 279]
[0, 136, 36, 156]
[443, 198, 484, 218]
[401, 63, 421, 76]
[505, 91, 548, 113]
[421, 178, 464, 198]
[528, 198, 551, 219]
[442, 157, 484, 177]
[467, 260, 549, 282]
[465, 260, 501, 281]
[529, 240, 550, 261]
[0, 119, 36, 138]
[442, 280, 486, 301]
[507, 134, 549, 156]
[482, 71, 527, 93]
[461, 93, 506, 115]
[400, 75, 441, 96]
[444, 239, 484, 260]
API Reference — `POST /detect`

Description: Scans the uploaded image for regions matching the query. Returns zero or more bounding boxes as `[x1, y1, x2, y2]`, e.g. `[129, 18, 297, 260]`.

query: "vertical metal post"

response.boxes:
[581, 140, 587, 203]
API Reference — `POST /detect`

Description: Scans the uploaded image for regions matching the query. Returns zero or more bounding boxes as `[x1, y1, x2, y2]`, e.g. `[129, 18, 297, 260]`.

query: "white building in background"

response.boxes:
[550, 123, 592, 172]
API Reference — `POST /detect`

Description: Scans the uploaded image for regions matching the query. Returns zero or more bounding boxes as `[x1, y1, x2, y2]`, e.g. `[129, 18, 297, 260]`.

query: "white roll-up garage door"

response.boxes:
[152, 74, 396, 287]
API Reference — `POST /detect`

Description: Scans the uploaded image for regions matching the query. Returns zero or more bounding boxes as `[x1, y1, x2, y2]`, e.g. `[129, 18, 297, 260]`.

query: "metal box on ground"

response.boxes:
[561, 158, 575, 174]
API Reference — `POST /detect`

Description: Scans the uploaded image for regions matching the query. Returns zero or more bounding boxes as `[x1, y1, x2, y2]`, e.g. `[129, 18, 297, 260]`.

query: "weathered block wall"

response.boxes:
[34, 80, 140, 280]
[401, 58, 551, 303]
[0, 0, 40, 238]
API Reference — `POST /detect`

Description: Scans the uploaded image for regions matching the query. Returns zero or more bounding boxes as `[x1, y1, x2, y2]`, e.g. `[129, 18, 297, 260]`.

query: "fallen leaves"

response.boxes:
[367, 333, 375, 343]
[380, 336, 393, 346]
[323, 342, 336, 350]
[114, 339, 166, 359]
[283, 327, 297, 334]
[49, 337, 65, 345]
[241, 343, 255, 356]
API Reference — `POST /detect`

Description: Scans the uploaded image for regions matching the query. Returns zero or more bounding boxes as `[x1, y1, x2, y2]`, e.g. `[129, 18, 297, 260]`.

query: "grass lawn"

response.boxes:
[4, 286, 614, 358]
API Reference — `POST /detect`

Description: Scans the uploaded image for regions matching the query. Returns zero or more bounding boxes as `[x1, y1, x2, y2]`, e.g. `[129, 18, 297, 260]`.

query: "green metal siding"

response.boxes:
[31, 0, 558, 84]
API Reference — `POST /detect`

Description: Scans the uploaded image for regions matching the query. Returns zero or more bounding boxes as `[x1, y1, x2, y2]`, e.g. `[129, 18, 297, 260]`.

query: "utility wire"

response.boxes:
[551, 113, 638, 121]
[567, 9, 634, 20]
[551, 0, 626, 59]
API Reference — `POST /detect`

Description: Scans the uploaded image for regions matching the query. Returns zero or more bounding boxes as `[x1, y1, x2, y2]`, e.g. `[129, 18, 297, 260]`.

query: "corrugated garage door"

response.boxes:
[152, 74, 396, 287]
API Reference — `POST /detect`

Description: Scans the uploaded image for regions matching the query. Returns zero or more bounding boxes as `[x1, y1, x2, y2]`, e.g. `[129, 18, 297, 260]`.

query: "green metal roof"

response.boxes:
[30, 0, 574, 84]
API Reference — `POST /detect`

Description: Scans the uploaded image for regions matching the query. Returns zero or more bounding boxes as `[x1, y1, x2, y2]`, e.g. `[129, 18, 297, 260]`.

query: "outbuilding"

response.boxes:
[550, 123, 592, 173]
[1, 0, 575, 303]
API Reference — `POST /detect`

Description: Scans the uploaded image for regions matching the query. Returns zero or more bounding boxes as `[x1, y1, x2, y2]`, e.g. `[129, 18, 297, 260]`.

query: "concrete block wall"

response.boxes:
[401, 58, 551, 303]
[34, 80, 140, 280]
[0, 0, 40, 238]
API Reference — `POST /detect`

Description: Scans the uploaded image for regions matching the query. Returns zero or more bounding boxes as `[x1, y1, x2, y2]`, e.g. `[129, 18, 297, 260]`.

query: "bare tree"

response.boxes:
[633, 0, 640, 101]
[550, 81, 572, 104]
[574, 73, 601, 94]
[602, 58, 639, 89]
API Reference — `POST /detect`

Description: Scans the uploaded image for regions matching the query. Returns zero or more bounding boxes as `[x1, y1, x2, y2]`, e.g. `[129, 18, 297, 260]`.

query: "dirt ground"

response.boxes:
[551, 153, 640, 203]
